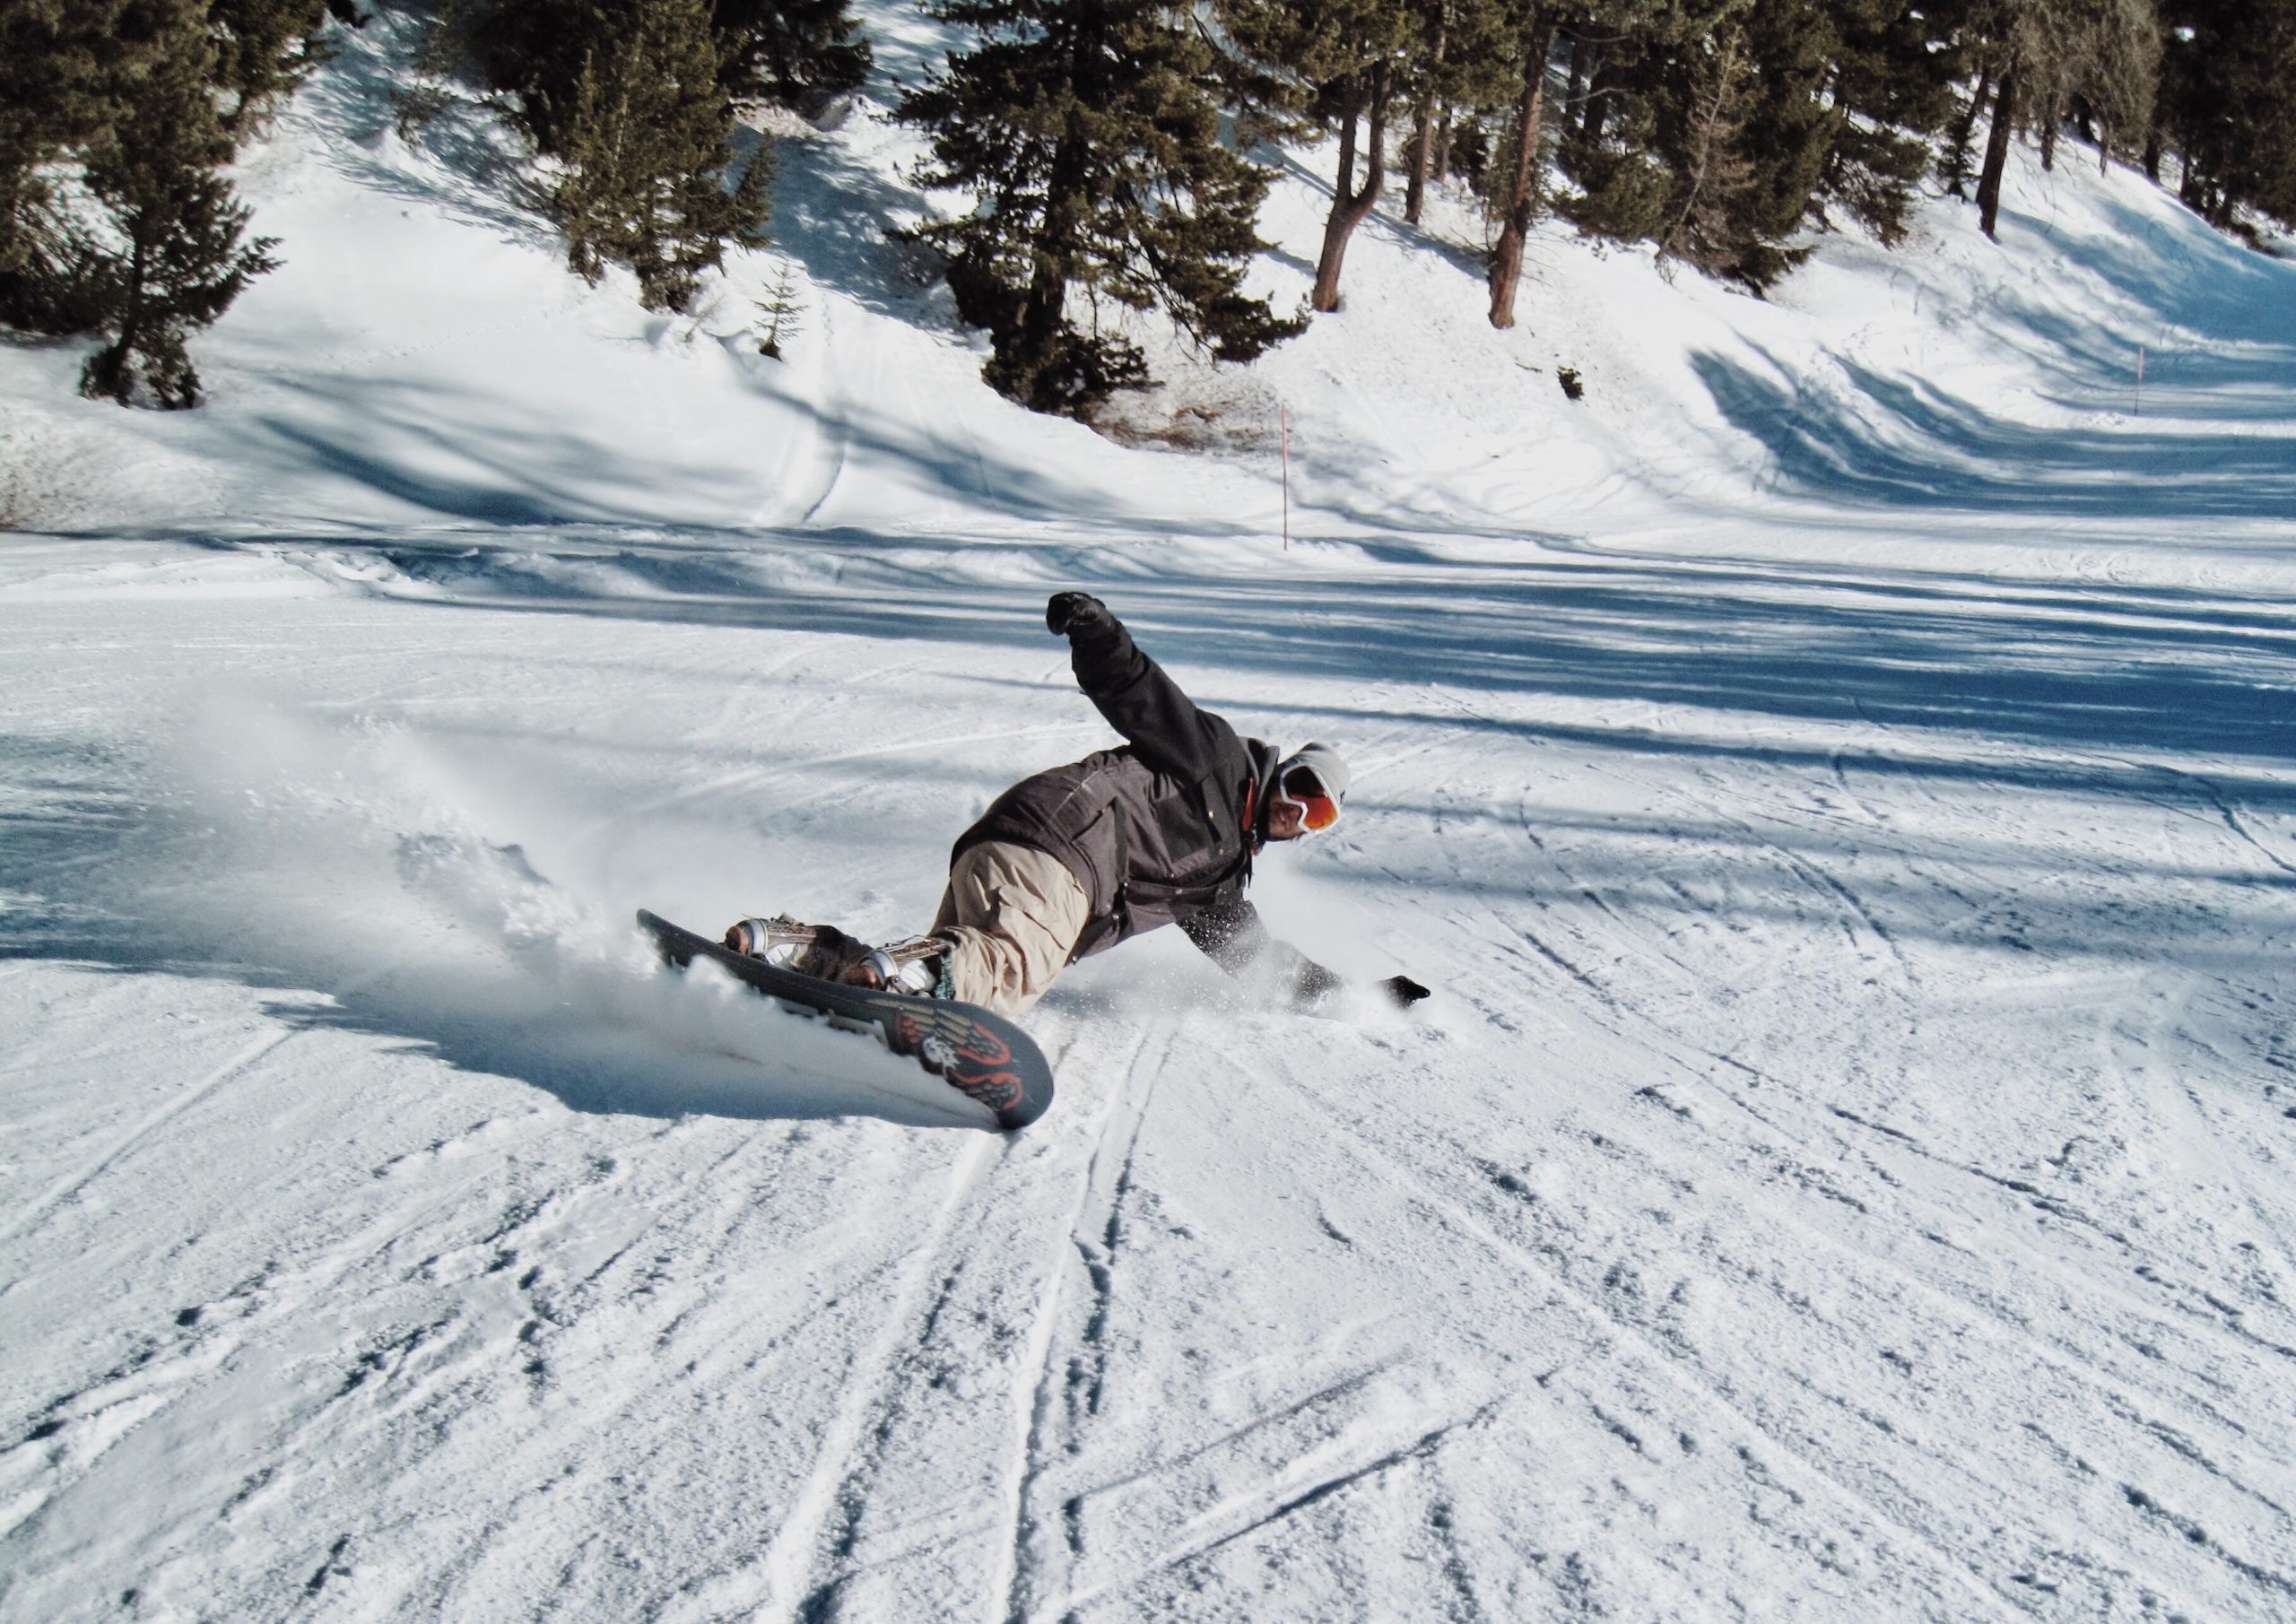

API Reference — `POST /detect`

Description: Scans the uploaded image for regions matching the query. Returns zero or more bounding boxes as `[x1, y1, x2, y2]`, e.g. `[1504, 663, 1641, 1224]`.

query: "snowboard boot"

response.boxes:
[726, 915, 953, 997]
[853, 936, 956, 998]
[725, 914, 829, 969]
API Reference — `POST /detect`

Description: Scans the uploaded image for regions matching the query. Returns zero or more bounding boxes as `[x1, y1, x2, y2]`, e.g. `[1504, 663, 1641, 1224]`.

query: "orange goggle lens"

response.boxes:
[1281, 765, 1341, 831]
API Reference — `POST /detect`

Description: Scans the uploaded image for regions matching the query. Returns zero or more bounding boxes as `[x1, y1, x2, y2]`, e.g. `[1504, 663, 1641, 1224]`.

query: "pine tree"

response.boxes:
[713, 0, 873, 109]
[1552, 2, 1738, 258]
[899, 0, 1303, 416]
[1656, 22, 1753, 270]
[1402, 0, 1452, 224]
[206, 0, 331, 135]
[1219, 0, 1420, 313]
[0, 0, 176, 300]
[546, 0, 773, 312]
[1824, 0, 1968, 243]
[1486, 7, 1556, 328]
[1400, 0, 1511, 226]
[755, 256, 802, 355]
[1708, 0, 1835, 288]
[73, 0, 281, 406]
[1553, 22, 1675, 248]
[2159, 0, 2294, 229]
[1969, 0, 2157, 239]
[1552, 0, 1956, 287]
[474, 0, 871, 143]
[389, 0, 466, 141]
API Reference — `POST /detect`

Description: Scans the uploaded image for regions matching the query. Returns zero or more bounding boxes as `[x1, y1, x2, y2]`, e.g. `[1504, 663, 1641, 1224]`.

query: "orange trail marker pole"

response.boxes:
[1281, 404, 1291, 550]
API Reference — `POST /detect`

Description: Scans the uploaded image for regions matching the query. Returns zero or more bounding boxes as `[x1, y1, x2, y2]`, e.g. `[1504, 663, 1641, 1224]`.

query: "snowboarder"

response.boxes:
[726, 592, 1430, 1019]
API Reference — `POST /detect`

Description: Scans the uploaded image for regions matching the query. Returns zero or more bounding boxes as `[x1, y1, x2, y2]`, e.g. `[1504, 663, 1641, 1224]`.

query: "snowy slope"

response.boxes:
[3, 7, 2294, 1622]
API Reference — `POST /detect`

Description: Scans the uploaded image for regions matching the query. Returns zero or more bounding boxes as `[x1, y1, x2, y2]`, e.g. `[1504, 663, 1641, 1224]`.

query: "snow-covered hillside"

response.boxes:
[4, 7, 2293, 1621]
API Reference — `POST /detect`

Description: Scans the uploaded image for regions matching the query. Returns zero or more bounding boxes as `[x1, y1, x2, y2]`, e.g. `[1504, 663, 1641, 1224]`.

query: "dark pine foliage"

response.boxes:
[2158, 0, 2296, 229]
[1, 0, 296, 405]
[73, 0, 283, 406]
[474, 0, 869, 146]
[715, 0, 873, 109]
[545, 0, 773, 311]
[2, 0, 180, 300]
[207, 0, 332, 132]
[1554, 3, 1735, 259]
[899, 0, 1304, 417]
[1820, 0, 1968, 245]
[1557, 0, 1968, 290]
[472, 0, 807, 311]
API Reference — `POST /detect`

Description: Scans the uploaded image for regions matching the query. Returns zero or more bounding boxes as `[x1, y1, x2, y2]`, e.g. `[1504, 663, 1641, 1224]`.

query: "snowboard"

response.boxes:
[636, 909, 1057, 1131]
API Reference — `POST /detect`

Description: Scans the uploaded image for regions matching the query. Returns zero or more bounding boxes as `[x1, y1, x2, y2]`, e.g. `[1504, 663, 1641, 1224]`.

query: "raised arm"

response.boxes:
[1047, 592, 1233, 782]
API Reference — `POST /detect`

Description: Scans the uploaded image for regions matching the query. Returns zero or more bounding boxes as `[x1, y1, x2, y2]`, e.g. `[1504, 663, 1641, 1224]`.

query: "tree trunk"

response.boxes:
[1405, 101, 1433, 225]
[2143, 118, 2162, 184]
[1945, 62, 1993, 199]
[1311, 64, 1388, 313]
[1576, 42, 1604, 136]
[2039, 92, 2057, 172]
[1405, 6, 1449, 225]
[1013, 131, 1090, 393]
[1976, 56, 2018, 240]
[1433, 108, 1453, 181]
[1487, 13, 1552, 330]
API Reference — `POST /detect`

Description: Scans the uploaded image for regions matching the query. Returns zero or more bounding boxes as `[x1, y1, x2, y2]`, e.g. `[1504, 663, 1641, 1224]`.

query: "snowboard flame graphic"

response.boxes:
[887, 1007, 1025, 1114]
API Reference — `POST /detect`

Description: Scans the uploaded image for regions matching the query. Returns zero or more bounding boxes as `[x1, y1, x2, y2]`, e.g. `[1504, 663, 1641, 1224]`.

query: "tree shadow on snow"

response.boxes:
[1695, 343, 2296, 521]
[168, 527, 2296, 776]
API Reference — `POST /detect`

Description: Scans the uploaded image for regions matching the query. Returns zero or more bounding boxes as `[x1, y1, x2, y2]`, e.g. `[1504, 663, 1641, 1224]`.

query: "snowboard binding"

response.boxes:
[726, 914, 951, 998]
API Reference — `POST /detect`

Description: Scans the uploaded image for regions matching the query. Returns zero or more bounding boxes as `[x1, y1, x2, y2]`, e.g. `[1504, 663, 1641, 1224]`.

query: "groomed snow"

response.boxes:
[3, 8, 2293, 1621]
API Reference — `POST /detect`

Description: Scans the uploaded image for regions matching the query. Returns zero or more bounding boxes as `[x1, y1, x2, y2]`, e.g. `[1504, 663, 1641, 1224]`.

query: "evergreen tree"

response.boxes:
[73, 0, 281, 406]
[1714, 0, 1835, 287]
[475, 0, 869, 143]
[1655, 22, 1754, 269]
[1486, 6, 1556, 327]
[2159, 0, 2295, 229]
[549, 0, 773, 312]
[1941, 53, 1997, 198]
[1551, 0, 1965, 286]
[1552, 3, 1736, 259]
[714, 0, 873, 109]
[0, 0, 174, 297]
[1400, 0, 1513, 225]
[1219, 0, 1420, 312]
[899, 0, 1303, 416]
[1824, 0, 1968, 243]
[1552, 16, 1677, 248]
[1969, 0, 2157, 238]
[207, 0, 331, 134]
[1974, 33, 2021, 236]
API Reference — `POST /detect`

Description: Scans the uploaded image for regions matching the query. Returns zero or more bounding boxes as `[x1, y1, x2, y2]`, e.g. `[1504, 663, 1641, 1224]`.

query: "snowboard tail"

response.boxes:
[637, 910, 1056, 1131]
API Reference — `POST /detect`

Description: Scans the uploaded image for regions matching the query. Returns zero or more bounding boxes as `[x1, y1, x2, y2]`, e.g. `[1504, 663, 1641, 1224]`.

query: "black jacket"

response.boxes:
[952, 612, 1340, 1003]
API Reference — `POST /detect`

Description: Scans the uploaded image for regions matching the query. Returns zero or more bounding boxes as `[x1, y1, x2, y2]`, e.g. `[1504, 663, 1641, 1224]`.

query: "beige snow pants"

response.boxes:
[930, 840, 1090, 1017]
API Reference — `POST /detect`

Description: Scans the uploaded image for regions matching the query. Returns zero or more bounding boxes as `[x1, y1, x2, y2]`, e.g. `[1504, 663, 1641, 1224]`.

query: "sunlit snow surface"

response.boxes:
[2, 7, 2293, 1622]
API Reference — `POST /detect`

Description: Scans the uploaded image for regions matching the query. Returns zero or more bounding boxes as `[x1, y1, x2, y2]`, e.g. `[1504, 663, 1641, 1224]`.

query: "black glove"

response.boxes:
[1380, 974, 1431, 1009]
[1046, 591, 1109, 638]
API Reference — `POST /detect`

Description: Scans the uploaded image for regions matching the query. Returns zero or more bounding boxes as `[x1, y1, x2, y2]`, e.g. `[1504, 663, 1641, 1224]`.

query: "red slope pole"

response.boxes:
[1281, 404, 1291, 550]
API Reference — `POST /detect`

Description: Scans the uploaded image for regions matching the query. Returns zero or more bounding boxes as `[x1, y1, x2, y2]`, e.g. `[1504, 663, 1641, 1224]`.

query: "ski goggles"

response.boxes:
[1276, 762, 1342, 833]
